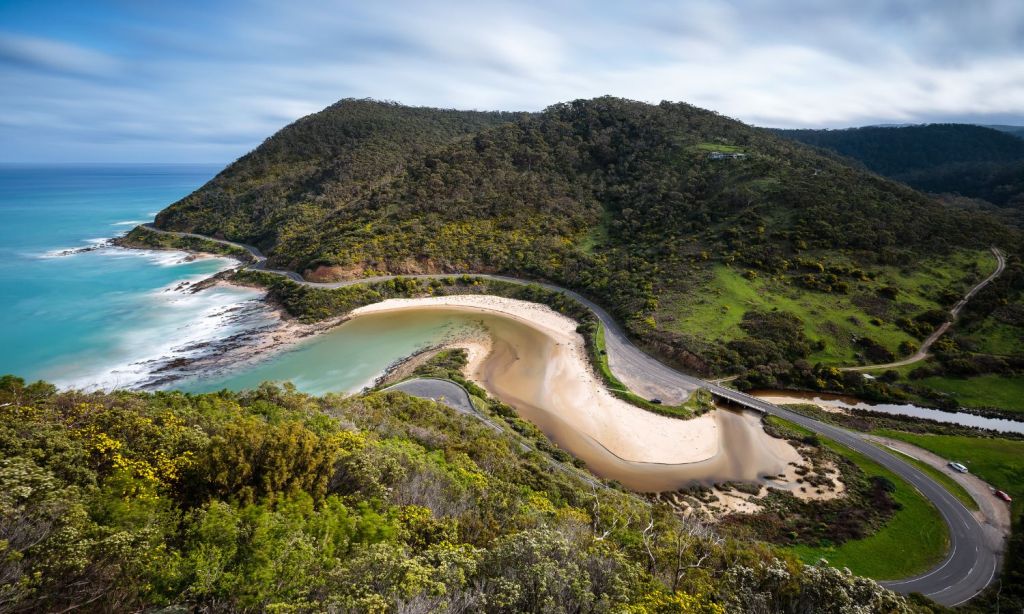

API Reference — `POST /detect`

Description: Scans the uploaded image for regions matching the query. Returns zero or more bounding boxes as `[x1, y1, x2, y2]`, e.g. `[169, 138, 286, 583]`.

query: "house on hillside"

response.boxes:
[708, 151, 747, 160]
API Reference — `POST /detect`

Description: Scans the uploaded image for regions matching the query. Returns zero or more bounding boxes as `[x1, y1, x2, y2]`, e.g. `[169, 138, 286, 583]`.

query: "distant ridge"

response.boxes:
[774, 123, 1024, 208]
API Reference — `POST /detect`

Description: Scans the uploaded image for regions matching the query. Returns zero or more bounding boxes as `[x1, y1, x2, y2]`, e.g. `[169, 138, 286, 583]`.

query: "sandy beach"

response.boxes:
[353, 295, 722, 465]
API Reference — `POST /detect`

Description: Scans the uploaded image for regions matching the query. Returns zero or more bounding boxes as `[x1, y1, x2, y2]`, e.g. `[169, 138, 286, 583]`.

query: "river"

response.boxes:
[751, 390, 1024, 434]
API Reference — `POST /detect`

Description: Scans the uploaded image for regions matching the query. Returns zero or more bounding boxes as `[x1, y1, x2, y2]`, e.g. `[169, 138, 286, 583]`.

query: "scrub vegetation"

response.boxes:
[775, 123, 1024, 209]
[740, 417, 949, 581]
[116, 225, 255, 263]
[0, 374, 918, 613]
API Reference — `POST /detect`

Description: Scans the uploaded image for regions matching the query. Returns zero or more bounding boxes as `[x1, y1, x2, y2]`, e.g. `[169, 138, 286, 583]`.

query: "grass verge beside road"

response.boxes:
[875, 430, 1024, 522]
[768, 417, 950, 580]
[588, 321, 713, 418]
[880, 445, 978, 511]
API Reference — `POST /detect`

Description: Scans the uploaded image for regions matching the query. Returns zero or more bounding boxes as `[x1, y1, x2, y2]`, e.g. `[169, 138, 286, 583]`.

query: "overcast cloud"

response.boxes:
[1, 0, 1022, 162]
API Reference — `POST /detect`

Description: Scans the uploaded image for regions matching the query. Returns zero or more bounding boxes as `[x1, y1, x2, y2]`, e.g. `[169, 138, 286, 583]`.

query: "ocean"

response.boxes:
[0, 164, 273, 389]
[0, 164, 477, 395]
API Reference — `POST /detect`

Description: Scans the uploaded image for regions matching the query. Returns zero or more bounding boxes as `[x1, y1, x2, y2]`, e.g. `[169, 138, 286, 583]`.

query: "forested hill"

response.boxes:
[775, 124, 1024, 208]
[983, 124, 1024, 140]
[156, 97, 1021, 378]
[156, 99, 524, 245]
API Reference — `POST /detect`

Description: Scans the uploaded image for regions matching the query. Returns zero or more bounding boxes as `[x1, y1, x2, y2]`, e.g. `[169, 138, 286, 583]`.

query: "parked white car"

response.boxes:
[948, 462, 969, 474]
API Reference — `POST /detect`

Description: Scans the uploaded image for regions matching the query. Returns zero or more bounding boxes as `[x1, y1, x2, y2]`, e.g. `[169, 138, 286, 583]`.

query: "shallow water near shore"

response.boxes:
[184, 309, 486, 394]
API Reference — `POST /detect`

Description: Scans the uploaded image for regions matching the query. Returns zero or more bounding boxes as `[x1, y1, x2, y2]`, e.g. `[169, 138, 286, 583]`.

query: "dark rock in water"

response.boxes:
[51, 241, 110, 257]
[187, 268, 240, 293]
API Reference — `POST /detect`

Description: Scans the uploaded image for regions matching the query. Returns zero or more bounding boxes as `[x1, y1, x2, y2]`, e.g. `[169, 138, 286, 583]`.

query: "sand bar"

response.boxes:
[352, 295, 720, 465]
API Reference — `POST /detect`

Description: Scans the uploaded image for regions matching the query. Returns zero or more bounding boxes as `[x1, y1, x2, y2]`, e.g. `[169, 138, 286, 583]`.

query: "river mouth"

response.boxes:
[463, 305, 801, 492]
[750, 389, 1024, 435]
[194, 297, 803, 493]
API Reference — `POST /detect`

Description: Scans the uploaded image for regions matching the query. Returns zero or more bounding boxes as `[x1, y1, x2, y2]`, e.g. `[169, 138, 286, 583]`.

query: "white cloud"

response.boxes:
[1, 0, 1022, 161]
[0, 33, 123, 78]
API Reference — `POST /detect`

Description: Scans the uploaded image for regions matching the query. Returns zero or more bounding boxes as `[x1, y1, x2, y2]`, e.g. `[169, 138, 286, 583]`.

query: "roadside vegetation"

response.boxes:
[895, 452, 977, 511]
[582, 320, 714, 417]
[728, 417, 950, 581]
[769, 401, 1024, 613]
[874, 431, 1024, 521]
[0, 374, 918, 613]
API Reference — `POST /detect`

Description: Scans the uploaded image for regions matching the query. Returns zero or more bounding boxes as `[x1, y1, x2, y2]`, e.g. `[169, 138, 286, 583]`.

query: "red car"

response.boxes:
[995, 490, 1013, 503]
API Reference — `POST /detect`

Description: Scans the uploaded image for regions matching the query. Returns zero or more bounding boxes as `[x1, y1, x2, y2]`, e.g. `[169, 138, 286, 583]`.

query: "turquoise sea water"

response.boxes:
[0, 164, 479, 395]
[0, 164, 269, 389]
[186, 309, 484, 396]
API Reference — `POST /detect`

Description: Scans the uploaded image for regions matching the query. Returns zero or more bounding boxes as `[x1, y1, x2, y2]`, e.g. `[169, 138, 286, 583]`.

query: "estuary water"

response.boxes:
[0, 164, 275, 389]
[192, 306, 802, 491]
[186, 309, 487, 394]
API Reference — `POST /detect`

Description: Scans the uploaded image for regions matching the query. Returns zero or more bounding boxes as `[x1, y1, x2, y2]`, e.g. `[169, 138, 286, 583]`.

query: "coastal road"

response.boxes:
[843, 247, 1006, 372]
[385, 378, 479, 417]
[137, 223, 1002, 605]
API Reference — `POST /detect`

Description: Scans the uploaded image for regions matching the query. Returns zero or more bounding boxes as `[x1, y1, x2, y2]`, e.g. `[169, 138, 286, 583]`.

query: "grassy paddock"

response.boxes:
[769, 418, 950, 580]
[874, 430, 1024, 521]
[656, 249, 992, 366]
[917, 374, 1024, 413]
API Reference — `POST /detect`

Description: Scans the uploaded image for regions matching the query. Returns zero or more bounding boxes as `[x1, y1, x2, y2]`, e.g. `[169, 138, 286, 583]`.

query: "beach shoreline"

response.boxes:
[352, 295, 722, 465]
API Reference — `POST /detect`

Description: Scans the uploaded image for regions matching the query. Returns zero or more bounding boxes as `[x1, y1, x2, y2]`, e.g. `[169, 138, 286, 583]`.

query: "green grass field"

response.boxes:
[875, 431, 1024, 522]
[917, 374, 1024, 413]
[692, 142, 746, 153]
[859, 359, 1024, 414]
[961, 319, 1024, 357]
[789, 440, 949, 579]
[657, 249, 994, 366]
[766, 418, 950, 580]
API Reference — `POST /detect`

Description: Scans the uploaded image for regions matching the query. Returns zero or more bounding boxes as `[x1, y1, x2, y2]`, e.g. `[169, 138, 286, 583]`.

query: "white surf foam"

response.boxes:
[55, 282, 274, 392]
[38, 238, 112, 258]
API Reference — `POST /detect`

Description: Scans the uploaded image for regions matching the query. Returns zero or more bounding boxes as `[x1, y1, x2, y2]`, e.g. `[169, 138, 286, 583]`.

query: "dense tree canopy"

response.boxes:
[776, 124, 1024, 208]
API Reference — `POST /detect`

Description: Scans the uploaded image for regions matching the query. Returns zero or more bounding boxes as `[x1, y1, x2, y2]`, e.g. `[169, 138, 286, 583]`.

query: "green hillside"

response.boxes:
[157, 99, 522, 247]
[155, 97, 1022, 400]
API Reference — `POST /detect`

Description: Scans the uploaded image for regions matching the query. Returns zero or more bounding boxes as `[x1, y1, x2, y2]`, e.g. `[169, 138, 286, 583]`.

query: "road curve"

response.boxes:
[137, 223, 1002, 605]
[843, 247, 1006, 372]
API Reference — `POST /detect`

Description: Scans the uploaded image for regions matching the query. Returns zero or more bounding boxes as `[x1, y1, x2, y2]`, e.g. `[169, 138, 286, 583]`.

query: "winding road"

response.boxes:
[139, 223, 1003, 605]
[843, 247, 1006, 372]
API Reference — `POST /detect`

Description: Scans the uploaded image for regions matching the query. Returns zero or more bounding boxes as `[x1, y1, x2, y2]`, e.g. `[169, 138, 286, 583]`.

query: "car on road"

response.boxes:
[948, 462, 969, 474]
[995, 490, 1012, 503]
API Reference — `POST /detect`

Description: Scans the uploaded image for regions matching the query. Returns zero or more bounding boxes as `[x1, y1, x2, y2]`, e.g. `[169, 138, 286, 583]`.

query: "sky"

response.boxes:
[2, 0, 1023, 163]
